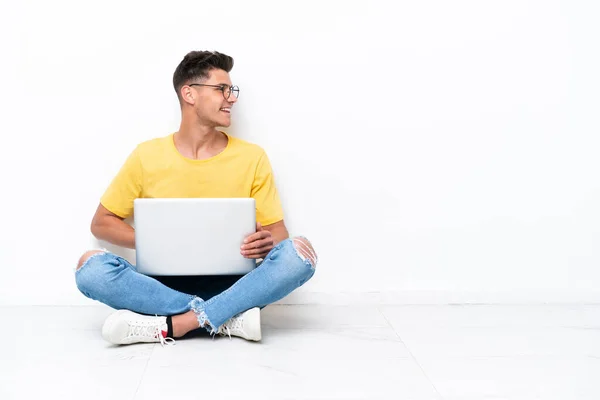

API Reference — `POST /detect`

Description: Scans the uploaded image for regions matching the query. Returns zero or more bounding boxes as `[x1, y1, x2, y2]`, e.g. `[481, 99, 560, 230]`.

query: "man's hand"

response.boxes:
[241, 222, 274, 259]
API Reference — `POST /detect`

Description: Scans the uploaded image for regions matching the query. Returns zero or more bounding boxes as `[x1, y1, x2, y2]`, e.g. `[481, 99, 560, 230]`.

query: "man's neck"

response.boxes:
[175, 118, 227, 157]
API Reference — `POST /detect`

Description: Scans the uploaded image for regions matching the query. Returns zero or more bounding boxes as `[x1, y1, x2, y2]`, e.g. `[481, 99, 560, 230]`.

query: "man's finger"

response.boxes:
[243, 231, 270, 246]
[242, 245, 270, 257]
[242, 233, 260, 245]
[242, 237, 273, 251]
[242, 247, 267, 256]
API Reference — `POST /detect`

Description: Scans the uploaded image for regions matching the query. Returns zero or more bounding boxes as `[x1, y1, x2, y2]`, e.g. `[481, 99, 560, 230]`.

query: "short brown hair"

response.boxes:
[172, 51, 234, 100]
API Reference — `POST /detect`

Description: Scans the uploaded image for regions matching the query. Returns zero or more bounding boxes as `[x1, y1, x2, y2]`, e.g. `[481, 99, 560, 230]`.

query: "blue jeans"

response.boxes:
[75, 237, 316, 334]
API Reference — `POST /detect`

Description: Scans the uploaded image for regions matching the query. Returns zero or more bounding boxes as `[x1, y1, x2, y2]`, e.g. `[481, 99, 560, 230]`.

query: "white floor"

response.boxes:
[2, 304, 599, 400]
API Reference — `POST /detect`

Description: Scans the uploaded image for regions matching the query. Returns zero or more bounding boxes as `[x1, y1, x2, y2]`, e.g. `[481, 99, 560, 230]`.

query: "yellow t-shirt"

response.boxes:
[100, 132, 284, 226]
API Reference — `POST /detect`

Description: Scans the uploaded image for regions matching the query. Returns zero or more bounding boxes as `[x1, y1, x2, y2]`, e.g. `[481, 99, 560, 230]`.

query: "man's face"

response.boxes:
[186, 68, 238, 127]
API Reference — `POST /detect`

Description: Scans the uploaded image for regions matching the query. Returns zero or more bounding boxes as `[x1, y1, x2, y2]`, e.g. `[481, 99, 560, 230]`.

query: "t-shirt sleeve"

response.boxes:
[251, 150, 284, 226]
[100, 146, 143, 219]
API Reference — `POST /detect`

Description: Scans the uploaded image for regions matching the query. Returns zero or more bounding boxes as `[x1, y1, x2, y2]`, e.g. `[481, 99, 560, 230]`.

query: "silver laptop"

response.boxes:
[134, 198, 257, 276]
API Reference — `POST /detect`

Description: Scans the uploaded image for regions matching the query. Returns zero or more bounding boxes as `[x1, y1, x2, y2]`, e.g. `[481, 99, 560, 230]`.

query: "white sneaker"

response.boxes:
[217, 307, 261, 341]
[102, 310, 175, 346]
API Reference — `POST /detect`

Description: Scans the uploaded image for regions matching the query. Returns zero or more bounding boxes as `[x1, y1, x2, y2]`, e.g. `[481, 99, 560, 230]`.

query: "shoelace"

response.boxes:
[126, 319, 176, 347]
[158, 334, 176, 347]
[218, 315, 245, 340]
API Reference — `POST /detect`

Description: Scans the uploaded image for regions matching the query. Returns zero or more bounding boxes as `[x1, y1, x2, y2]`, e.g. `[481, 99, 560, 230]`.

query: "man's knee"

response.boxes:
[76, 250, 105, 270]
[291, 236, 318, 268]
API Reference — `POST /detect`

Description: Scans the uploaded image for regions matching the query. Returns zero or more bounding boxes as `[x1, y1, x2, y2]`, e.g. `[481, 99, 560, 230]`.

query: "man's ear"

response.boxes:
[180, 86, 195, 105]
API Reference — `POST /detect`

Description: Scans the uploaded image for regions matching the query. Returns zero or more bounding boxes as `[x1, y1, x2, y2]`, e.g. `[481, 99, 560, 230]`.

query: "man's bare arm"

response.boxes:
[90, 203, 135, 249]
[262, 220, 289, 245]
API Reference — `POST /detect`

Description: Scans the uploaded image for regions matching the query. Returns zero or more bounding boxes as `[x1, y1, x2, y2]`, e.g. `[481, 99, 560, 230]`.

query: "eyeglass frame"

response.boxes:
[188, 83, 240, 100]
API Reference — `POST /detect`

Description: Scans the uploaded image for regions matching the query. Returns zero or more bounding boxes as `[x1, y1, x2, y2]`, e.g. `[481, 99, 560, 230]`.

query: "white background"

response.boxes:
[1, 0, 599, 305]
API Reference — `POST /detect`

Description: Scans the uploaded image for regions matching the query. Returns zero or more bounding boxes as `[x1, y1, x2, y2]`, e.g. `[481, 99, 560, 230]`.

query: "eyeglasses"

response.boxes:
[189, 83, 240, 100]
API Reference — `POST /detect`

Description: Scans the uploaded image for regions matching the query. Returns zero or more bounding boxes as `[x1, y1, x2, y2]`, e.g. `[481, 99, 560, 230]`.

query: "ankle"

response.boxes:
[172, 311, 200, 337]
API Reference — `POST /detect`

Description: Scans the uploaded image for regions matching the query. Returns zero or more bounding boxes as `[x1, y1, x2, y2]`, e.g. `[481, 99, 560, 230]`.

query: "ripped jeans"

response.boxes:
[74, 237, 317, 334]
